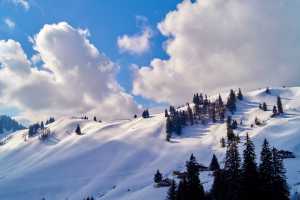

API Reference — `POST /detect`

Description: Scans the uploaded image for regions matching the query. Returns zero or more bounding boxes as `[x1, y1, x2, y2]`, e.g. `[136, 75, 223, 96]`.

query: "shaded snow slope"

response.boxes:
[1, 87, 300, 199]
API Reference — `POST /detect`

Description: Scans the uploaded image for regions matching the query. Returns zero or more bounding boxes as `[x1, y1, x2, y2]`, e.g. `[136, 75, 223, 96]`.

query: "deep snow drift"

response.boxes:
[1, 87, 300, 199]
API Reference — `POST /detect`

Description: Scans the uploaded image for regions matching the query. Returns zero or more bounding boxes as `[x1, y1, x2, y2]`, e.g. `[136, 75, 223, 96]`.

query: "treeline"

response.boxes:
[165, 89, 243, 141]
[28, 117, 55, 137]
[164, 137, 289, 200]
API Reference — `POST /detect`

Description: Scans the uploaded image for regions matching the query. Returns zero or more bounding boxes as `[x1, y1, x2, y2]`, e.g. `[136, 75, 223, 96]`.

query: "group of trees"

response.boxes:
[166, 89, 243, 141]
[45, 117, 55, 125]
[165, 136, 289, 200]
[211, 137, 289, 200]
[166, 154, 205, 200]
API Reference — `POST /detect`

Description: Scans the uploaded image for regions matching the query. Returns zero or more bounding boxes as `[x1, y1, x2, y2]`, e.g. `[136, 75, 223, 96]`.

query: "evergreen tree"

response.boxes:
[272, 148, 289, 200]
[187, 104, 194, 125]
[75, 124, 82, 135]
[273, 105, 278, 116]
[209, 154, 220, 171]
[227, 126, 235, 142]
[166, 116, 173, 141]
[185, 154, 205, 200]
[93, 116, 97, 121]
[259, 139, 273, 200]
[166, 179, 177, 200]
[176, 178, 188, 200]
[165, 109, 169, 118]
[240, 134, 259, 200]
[265, 87, 271, 94]
[226, 89, 237, 113]
[224, 141, 241, 200]
[237, 88, 243, 100]
[277, 96, 284, 114]
[41, 121, 44, 129]
[211, 169, 226, 200]
[263, 102, 268, 111]
[154, 170, 163, 183]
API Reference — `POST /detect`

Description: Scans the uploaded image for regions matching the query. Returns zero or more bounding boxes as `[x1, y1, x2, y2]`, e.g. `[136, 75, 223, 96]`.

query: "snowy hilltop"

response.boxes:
[0, 87, 300, 200]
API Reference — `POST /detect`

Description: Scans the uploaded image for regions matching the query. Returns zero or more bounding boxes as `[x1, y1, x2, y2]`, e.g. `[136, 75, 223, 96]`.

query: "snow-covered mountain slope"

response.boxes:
[1, 87, 300, 200]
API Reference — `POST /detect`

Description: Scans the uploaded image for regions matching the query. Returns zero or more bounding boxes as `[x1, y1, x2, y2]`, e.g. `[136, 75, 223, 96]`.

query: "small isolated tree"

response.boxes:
[134, 114, 137, 118]
[277, 96, 284, 114]
[209, 154, 220, 171]
[93, 116, 97, 121]
[237, 88, 243, 100]
[75, 124, 82, 135]
[154, 170, 163, 183]
[166, 179, 177, 200]
[272, 106, 278, 117]
[263, 102, 268, 111]
[265, 87, 271, 94]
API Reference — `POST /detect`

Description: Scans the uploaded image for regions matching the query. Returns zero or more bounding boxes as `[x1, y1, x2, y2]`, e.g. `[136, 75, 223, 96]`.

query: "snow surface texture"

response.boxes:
[1, 87, 300, 199]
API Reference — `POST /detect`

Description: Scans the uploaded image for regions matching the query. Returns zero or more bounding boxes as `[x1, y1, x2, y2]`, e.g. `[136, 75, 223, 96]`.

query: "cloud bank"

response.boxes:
[0, 22, 140, 121]
[133, 0, 300, 104]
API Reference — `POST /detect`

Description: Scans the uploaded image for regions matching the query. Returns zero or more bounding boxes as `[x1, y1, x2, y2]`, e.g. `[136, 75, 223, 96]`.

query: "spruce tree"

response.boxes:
[154, 170, 163, 183]
[259, 139, 273, 200]
[75, 124, 81, 135]
[240, 134, 259, 200]
[273, 106, 278, 116]
[224, 141, 241, 200]
[263, 102, 268, 111]
[166, 180, 177, 200]
[176, 178, 188, 200]
[272, 148, 289, 200]
[209, 154, 220, 171]
[187, 104, 194, 125]
[237, 88, 243, 100]
[165, 109, 169, 118]
[277, 96, 284, 114]
[211, 169, 226, 200]
[185, 154, 205, 200]
[166, 116, 173, 141]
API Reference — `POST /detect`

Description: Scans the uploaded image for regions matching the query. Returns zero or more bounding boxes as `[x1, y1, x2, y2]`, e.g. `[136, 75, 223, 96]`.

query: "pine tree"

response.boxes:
[93, 116, 97, 121]
[166, 116, 173, 141]
[209, 154, 220, 171]
[41, 121, 44, 129]
[273, 105, 278, 116]
[237, 88, 243, 100]
[166, 179, 177, 200]
[176, 178, 188, 200]
[272, 148, 289, 200]
[154, 170, 163, 183]
[187, 104, 194, 125]
[277, 96, 284, 114]
[211, 169, 226, 200]
[263, 102, 268, 111]
[185, 154, 205, 200]
[75, 124, 81, 135]
[240, 134, 259, 200]
[224, 141, 241, 200]
[165, 109, 169, 118]
[259, 139, 273, 200]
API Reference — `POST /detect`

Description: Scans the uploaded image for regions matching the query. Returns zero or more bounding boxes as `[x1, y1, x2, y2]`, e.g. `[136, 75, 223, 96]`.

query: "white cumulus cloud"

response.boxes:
[0, 22, 140, 121]
[117, 26, 152, 55]
[133, 0, 300, 104]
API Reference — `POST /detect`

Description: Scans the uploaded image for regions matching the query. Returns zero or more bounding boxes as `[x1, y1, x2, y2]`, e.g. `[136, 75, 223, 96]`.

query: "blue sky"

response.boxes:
[0, 0, 181, 117]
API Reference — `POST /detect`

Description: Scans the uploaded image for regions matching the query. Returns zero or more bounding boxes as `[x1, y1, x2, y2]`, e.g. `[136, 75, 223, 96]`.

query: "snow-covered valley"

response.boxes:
[1, 87, 300, 200]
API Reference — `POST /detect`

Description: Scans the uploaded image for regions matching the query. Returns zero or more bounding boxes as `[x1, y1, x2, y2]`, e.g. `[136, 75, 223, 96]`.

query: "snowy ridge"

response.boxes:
[1, 87, 300, 199]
